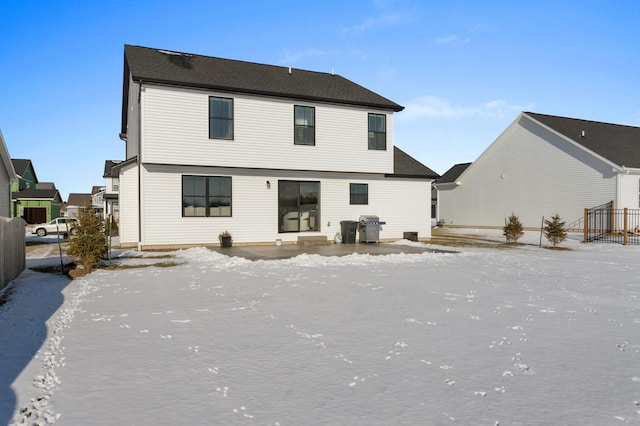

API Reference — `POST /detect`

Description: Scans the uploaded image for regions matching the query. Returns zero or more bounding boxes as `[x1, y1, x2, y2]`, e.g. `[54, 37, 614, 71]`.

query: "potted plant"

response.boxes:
[219, 230, 232, 248]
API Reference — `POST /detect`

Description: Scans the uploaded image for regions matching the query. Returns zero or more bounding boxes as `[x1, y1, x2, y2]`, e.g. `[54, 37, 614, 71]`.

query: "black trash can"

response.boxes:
[340, 220, 358, 244]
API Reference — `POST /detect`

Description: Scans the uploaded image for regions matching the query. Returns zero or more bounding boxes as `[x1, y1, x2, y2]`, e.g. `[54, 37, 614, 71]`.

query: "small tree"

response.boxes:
[67, 207, 107, 270]
[503, 213, 524, 244]
[543, 213, 567, 248]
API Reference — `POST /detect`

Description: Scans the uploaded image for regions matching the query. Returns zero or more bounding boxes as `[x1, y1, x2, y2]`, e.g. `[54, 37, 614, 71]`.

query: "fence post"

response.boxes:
[624, 208, 628, 246]
[609, 200, 615, 237]
[583, 208, 588, 243]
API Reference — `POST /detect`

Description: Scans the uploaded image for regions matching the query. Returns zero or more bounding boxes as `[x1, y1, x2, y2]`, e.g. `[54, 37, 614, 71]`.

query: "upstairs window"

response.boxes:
[182, 175, 232, 217]
[368, 113, 386, 150]
[209, 97, 234, 139]
[294, 105, 315, 145]
[350, 183, 368, 205]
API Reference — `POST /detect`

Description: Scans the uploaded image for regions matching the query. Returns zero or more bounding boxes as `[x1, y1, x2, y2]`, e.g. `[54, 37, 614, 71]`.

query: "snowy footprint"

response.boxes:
[349, 376, 367, 387]
[233, 406, 254, 419]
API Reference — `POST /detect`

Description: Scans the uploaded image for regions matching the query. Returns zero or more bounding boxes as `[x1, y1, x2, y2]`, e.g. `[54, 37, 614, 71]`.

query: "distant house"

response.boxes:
[66, 193, 93, 219]
[103, 160, 121, 221]
[11, 159, 63, 224]
[436, 112, 640, 228]
[117, 45, 438, 248]
[0, 130, 17, 217]
[433, 162, 471, 225]
[91, 185, 106, 218]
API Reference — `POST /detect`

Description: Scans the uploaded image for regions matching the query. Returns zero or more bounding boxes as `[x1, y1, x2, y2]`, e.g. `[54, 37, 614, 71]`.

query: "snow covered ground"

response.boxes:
[2, 230, 640, 425]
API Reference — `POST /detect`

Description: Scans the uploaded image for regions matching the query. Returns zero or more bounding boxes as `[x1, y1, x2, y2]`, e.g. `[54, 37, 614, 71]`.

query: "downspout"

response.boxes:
[137, 81, 143, 250]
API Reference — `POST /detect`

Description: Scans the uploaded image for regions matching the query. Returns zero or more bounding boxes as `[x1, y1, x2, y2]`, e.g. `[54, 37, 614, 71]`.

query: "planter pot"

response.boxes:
[220, 236, 232, 248]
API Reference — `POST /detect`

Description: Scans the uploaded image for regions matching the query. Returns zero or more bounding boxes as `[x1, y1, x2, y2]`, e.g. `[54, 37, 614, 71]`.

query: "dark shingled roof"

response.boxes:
[36, 182, 56, 190]
[11, 159, 34, 179]
[526, 112, 640, 168]
[67, 193, 92, 206]
[103, 160, 122, 178]
[437, 163, 472, 184]
[124, 45, 403, 112]
[12, 188, 60, 200]
[391, 147, 439, 179]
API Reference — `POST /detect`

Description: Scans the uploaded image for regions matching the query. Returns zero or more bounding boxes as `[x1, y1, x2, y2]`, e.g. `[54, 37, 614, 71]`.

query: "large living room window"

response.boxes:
[182, 175, 232, 217]
[294, 105, 315, 145]
[209, 97, 234, 139]
[278, 180, 319, 232]
[350, 183, 368, 205]
[368, 113, 386, 150]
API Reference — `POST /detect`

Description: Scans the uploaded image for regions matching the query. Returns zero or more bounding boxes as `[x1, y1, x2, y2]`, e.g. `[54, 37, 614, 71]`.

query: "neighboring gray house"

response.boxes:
[436, 112, 640, 228]
[103, 160, 121, 221]
[66, 193, 93, 219]
[0, 130, 17, 217]
[118, 45, 438, 249]
[91, 185, 105, 218]
[433, 162, 471, 225]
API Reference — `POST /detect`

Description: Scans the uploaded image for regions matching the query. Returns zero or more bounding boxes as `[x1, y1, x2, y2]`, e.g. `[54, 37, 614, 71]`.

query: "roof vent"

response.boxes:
[581, 130, 586, 138]
[288, 67, 292, 75]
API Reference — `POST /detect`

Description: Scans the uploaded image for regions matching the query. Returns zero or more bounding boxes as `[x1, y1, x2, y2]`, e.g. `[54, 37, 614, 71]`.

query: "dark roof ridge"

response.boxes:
[525, 112, 639, 130]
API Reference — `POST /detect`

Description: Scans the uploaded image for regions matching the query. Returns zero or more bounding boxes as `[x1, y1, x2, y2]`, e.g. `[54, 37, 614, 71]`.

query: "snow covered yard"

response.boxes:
[2, 231, 640, 425]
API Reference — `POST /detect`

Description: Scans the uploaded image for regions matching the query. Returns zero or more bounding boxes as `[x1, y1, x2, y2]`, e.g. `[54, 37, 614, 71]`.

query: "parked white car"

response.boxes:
[32, 217, 79, 237]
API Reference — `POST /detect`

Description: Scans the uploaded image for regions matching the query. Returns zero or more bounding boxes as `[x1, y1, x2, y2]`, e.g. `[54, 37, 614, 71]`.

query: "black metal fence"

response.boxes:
[584, 202, 640, 245]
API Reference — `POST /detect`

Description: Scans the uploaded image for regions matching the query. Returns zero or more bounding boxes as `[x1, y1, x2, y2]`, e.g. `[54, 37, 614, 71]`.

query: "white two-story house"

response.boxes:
[117, 45, 437, 249]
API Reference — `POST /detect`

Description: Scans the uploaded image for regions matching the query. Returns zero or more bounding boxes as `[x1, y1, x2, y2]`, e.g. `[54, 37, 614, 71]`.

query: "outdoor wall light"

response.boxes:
[266, 180, 271, 189]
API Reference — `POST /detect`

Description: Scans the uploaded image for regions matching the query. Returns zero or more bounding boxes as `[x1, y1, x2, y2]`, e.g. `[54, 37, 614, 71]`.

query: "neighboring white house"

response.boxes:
[66, 193, 92, 219]
[117, 45, 438, 249]
[0, 129, 18, 217]
[90, 185, 105, 218]
[436, 112, 640, 228]
[103, 160, 121, 221]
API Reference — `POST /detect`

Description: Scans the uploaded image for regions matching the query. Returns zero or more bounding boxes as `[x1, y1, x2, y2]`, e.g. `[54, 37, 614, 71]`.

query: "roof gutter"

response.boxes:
[615, 165, 640, 174]
[433, 182, 461, 190]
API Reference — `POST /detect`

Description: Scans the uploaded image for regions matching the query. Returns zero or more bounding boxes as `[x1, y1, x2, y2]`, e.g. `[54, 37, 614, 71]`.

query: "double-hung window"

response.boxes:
[350, 183, 368, 205]
[182, 175, 232, 217]
[294, 105, 315, 145]
[209, 97, 234, 139]
[368, 113, 386, 150]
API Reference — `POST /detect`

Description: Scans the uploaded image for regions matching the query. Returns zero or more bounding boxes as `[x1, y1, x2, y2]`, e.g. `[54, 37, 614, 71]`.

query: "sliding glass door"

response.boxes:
[278, 180, 319, 233]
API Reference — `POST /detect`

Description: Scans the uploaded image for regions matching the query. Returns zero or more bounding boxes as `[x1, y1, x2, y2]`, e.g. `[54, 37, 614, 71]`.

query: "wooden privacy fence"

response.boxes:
[1, 217, 26, 290]
[583, 201, 640, 245]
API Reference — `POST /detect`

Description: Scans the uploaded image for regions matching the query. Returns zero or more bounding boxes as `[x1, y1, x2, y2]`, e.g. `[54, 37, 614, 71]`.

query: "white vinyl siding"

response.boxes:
[117, 162, 140, 246]
[140, 85, 394, 174]
[438, 115, 617, 228]
[125, 76, 140, 161]
[619, 174, 640, 209]
[138, 164, 430, 248]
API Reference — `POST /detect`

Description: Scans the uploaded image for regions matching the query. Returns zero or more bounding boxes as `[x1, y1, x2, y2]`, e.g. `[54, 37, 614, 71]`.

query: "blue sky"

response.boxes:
[2, 0, 639, 201]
